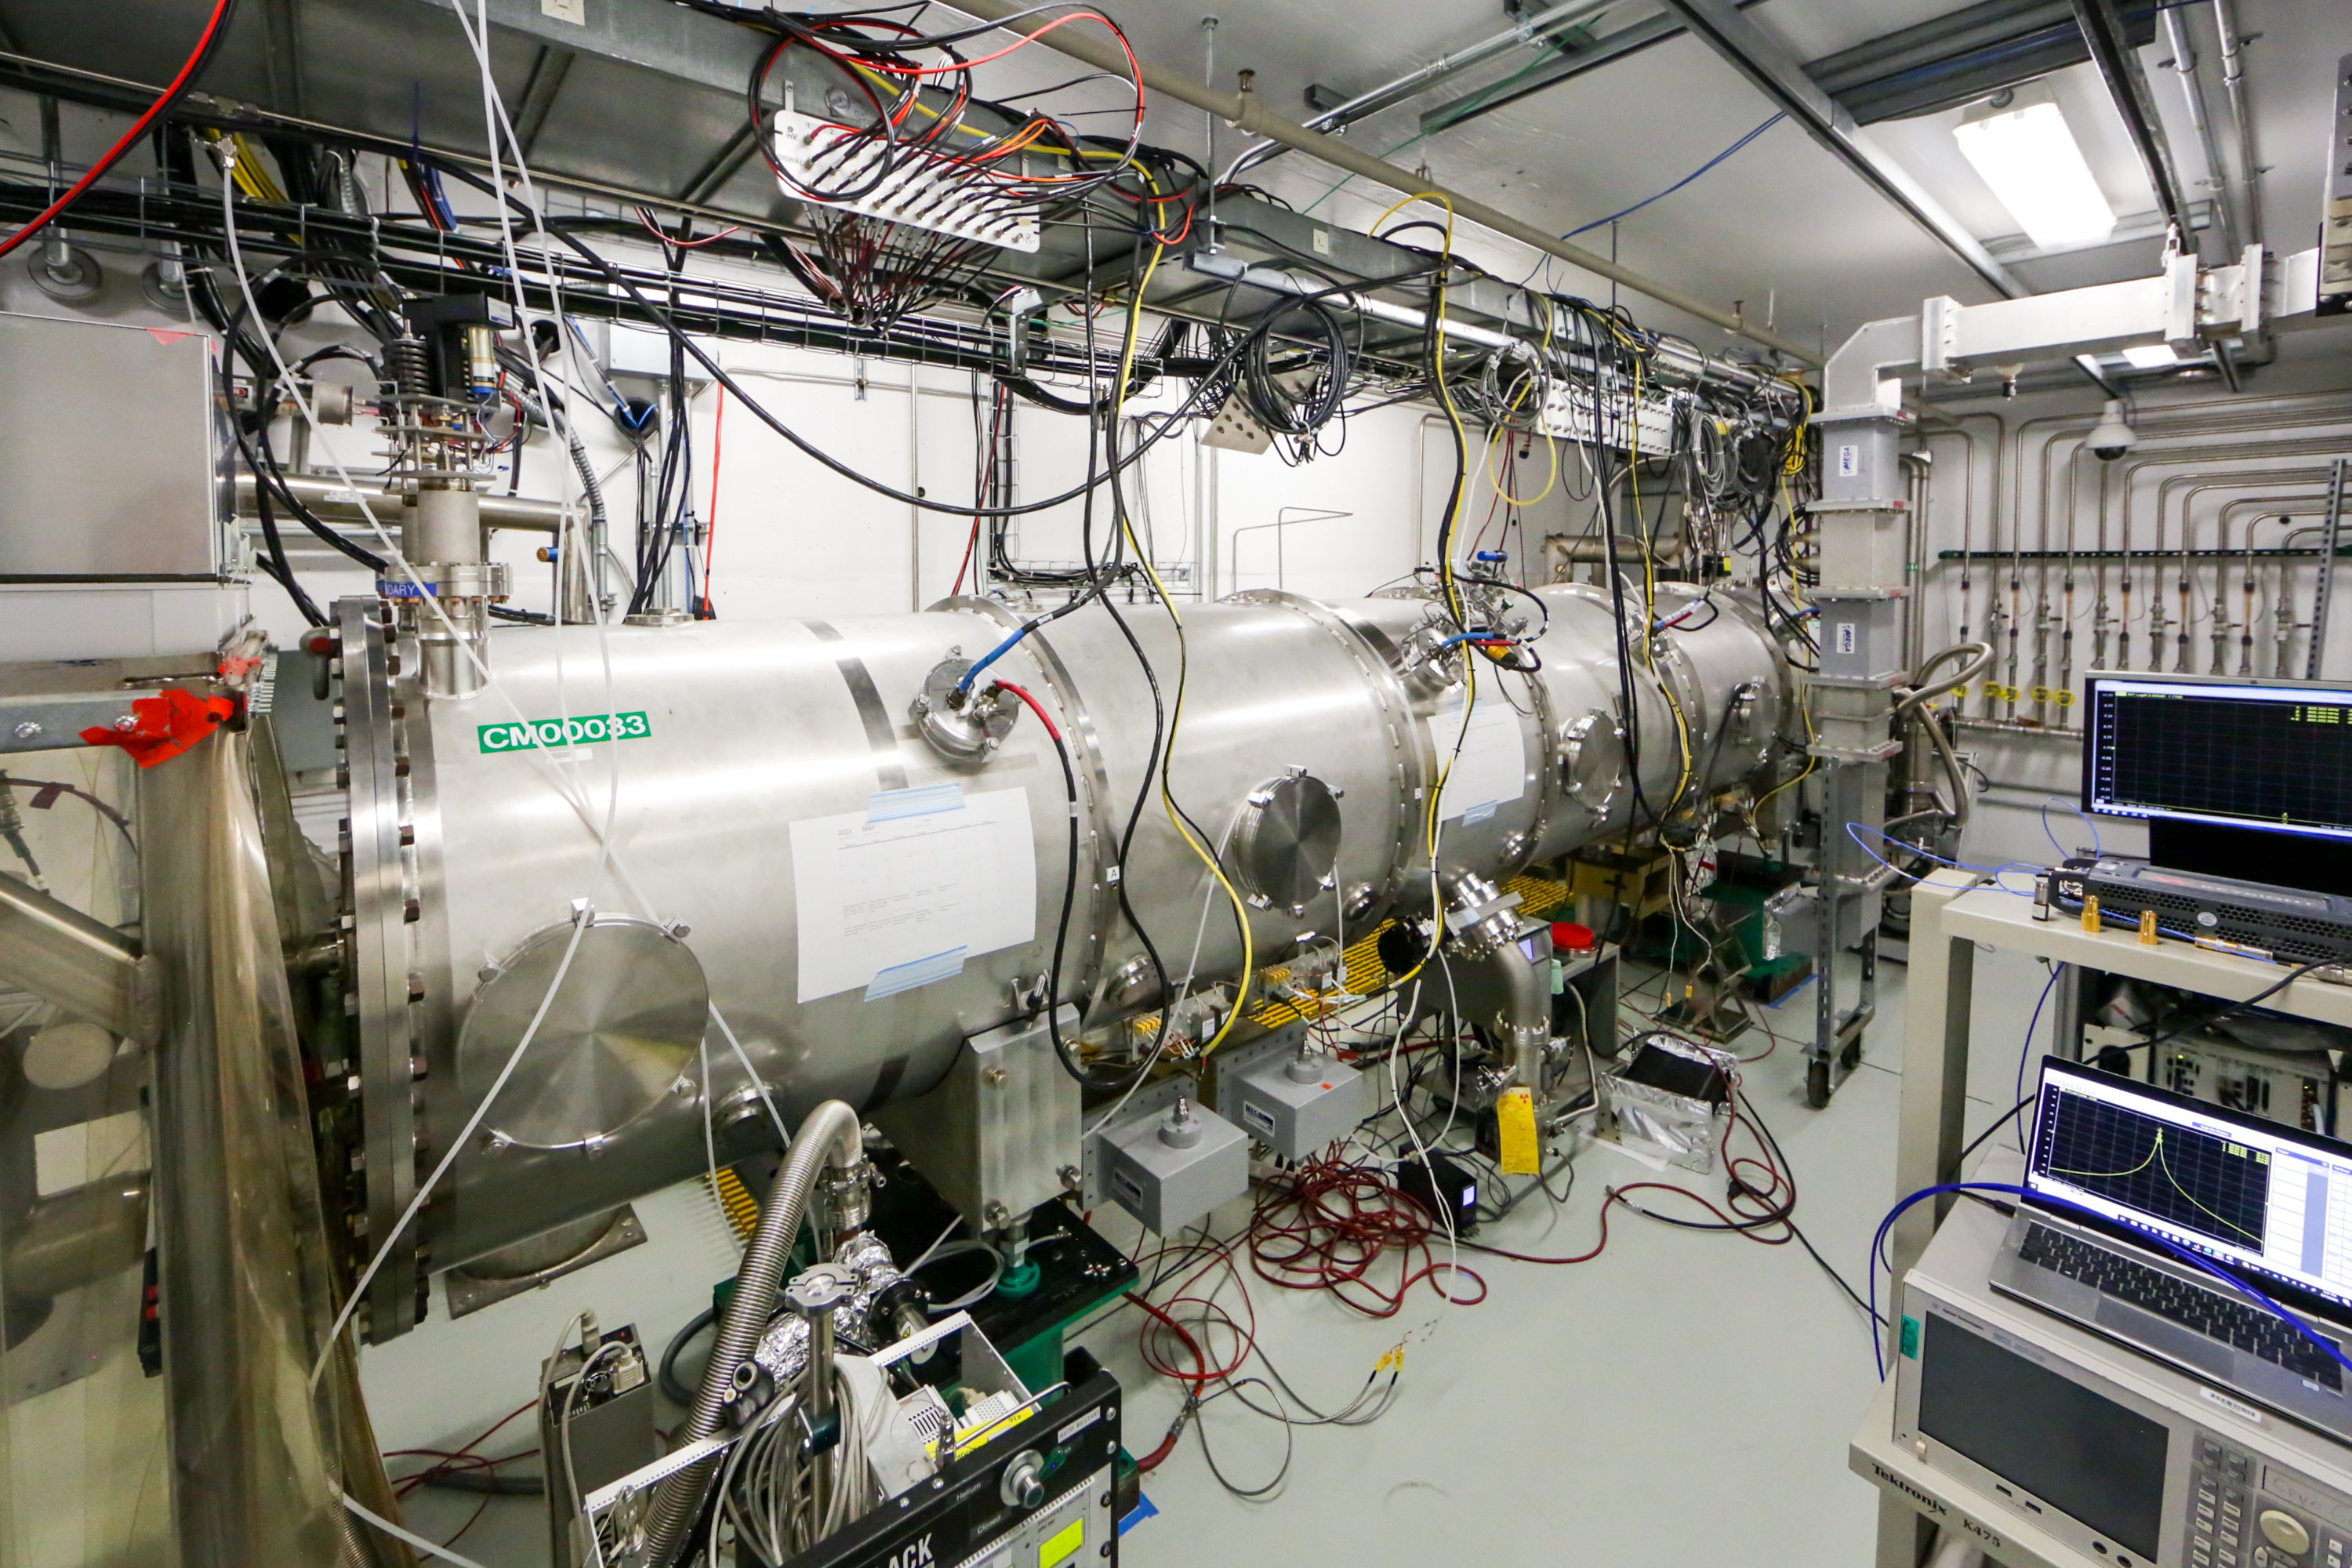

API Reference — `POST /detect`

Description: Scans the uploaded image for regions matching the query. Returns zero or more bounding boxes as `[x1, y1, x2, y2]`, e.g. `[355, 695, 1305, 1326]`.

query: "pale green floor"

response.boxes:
[382, 935, 2063, 1568]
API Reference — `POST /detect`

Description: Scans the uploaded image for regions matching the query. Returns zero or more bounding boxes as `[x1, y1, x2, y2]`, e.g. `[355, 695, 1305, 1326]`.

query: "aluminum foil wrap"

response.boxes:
[1600, 1033, 1737, 1174]
[752, 1232, 914, 1381]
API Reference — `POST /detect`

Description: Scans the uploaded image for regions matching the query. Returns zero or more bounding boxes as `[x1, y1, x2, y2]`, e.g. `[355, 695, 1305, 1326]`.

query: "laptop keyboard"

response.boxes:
[2020, 1224, 2345, 1392]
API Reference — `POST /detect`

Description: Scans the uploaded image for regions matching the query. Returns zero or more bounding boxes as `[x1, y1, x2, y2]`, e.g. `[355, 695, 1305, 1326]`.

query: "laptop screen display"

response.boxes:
[2025, 1058, 2352, 1322]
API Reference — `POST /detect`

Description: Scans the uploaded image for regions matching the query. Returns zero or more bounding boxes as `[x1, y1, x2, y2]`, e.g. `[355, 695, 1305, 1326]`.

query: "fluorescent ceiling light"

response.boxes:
[1953, 87, 2115, 251]
[2119, 343, 2180, 368]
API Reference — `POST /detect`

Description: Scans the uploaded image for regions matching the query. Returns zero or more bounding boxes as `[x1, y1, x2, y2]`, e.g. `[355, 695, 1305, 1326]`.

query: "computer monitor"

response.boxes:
[2081, 672, 2352, 894]
[2025, 1056, 2352, 1329]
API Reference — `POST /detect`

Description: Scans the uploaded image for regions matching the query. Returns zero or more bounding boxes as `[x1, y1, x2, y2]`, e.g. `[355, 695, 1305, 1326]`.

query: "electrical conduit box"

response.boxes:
[1206, 1028, 1370, 1163]
[871, 1007, 1083, 1233]
[1087, 1085, 1248, 1235]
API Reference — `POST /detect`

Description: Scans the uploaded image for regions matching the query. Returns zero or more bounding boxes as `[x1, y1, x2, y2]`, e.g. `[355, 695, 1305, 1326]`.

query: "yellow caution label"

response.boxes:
[1496, 1087, 1540, 1176]
[1040, 1515, 1086, 1568]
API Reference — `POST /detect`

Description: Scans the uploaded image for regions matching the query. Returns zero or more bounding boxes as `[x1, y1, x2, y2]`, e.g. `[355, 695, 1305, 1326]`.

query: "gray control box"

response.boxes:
[1225, 1049, 1369, 1161]
[1094, 1094, 1248, 1235]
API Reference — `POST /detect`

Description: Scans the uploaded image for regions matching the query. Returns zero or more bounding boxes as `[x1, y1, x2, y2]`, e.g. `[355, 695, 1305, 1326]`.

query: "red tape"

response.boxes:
[80, 688, 236, 769]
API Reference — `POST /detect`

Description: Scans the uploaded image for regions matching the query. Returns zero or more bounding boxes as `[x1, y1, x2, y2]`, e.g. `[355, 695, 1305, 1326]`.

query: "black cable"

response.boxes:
[250, 448, 326, 626]
[1025, 680, 1125, 1091]
[416, 155, 1417, 523]
[659, 1306, 717, 1406]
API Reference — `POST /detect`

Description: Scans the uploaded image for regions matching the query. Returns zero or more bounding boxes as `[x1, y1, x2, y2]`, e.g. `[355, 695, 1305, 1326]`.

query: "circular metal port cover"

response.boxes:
[461, 915, 710, 1150]
[1561, 711, 1626, 814]
[1231, 771, 1342, 916]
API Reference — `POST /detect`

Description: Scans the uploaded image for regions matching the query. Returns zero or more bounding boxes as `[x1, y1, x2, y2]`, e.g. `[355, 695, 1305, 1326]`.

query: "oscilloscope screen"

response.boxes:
[2085, 678, 2352, 839]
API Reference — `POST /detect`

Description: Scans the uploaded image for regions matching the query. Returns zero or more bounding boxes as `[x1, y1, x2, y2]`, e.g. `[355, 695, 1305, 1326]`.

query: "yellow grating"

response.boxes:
[707, 1165, 759, 1239]
[1246, 874, 1570, 1029]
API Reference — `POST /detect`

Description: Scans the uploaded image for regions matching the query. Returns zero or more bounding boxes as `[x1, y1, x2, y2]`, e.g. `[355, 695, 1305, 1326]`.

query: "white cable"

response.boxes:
[1082, 818, 1238, 1138]
[707, 1001, 795, 1147]
[310, 902, 592, 1385]
[449, 5, 804, 1157]
[340, 1492, 496, 1568]
[909, 1214, 962, 1272]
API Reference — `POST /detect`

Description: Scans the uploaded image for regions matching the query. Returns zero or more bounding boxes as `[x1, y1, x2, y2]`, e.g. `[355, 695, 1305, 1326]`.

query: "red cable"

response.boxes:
[863, 13, 1123, 77]
[951, 516, 982, 597]
[699, 387, 726, 616]
[0, 0, 235, 260]
[991, 680, 1059, 741]
[637, 207, 742, 248]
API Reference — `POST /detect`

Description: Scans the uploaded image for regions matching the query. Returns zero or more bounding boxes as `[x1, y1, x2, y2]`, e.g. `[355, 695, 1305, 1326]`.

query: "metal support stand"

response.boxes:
[2309, 456, 2348, 680]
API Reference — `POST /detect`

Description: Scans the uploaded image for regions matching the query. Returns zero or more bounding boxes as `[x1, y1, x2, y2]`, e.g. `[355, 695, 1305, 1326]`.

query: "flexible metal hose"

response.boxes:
[640, 1099, 864, 1566]
[1893, 643, 1994, 829]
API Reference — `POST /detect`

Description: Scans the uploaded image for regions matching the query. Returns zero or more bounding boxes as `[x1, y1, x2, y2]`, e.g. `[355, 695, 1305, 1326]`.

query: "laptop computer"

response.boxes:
[1991, 1056, 2352, 1442]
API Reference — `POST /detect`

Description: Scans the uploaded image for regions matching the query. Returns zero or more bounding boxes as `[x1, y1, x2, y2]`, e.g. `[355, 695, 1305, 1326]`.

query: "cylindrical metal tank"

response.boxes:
[327, 583, 1788, 1338]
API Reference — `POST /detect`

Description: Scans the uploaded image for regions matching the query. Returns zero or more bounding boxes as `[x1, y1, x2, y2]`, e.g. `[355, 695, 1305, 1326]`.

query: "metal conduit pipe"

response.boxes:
[1936, 401, 2352, 718]
[944, 0, 1822, 364]
[2154, 470, 2339, 673]
[641, 1098, 866, 1566]
[2160, 5, 2241, 255]
[1218, 0, 1618, 187]
[2210, 0, 2264, 251]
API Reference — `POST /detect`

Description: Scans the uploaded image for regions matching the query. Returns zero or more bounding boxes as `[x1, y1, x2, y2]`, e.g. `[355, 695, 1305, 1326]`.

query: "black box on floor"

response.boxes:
[1393, 1151, 1479, 1236]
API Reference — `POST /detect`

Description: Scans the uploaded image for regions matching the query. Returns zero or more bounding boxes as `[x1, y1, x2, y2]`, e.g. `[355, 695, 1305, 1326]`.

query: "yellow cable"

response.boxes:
[1108, 244, 1258, 1058]
[1388, 196, 1480, 989]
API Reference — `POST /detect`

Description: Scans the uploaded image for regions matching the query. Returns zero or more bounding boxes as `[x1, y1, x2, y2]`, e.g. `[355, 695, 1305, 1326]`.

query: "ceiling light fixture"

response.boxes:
[1953, 83, 2115, 252]
[2119, 343, 2180, 369]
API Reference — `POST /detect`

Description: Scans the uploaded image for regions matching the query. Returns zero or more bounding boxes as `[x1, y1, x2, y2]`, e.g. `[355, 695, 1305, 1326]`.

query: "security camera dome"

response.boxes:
[2087, 398, 2136, 461]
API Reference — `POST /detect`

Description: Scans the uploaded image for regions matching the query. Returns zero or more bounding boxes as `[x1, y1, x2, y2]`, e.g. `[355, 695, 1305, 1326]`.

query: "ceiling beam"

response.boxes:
[678, 120, 757, 208]
[1426, 0, 2165, 141]
[2067, 0, 2194, 241]
[258, 0, 306, 118]
[509, 42, 573, 159]
[1419, 5, 1762, 136]
[1650, 0, 2025, 299]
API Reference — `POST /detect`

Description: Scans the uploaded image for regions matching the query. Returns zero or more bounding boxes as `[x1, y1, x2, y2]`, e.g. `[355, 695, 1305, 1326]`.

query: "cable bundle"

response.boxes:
[706, 3, 1171, 326]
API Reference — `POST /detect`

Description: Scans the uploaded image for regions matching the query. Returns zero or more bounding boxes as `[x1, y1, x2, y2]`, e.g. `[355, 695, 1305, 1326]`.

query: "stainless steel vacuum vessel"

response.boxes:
[328, 581, 1787, 1338]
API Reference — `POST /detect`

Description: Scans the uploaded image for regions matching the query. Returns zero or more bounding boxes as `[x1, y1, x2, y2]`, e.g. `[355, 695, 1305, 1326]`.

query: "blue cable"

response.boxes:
[1842, 820, 2041, 897]
[2041, 796, 2104, 862]
[1563, 112, 1787, 238]
[1868, 1181, 2352, 1384]
[955, 617, 1042, 695]
[2009, 975, 2060, 1154]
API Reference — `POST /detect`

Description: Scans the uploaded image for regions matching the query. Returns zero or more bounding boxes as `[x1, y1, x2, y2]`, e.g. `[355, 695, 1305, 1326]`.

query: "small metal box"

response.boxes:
[1226, 1048, 1369, 1162]
[1098, 1097, 1248, 1235]
[871, 1007, 1081, 1232]
[539, 1323, 655, 1568]
[0, 312, 225, 579]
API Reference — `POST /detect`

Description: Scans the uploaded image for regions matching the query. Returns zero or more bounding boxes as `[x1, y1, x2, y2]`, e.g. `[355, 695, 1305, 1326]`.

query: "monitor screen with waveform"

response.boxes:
[2026, 1058, 2352, 1319]
[2038, 1086, 2270, 1249]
